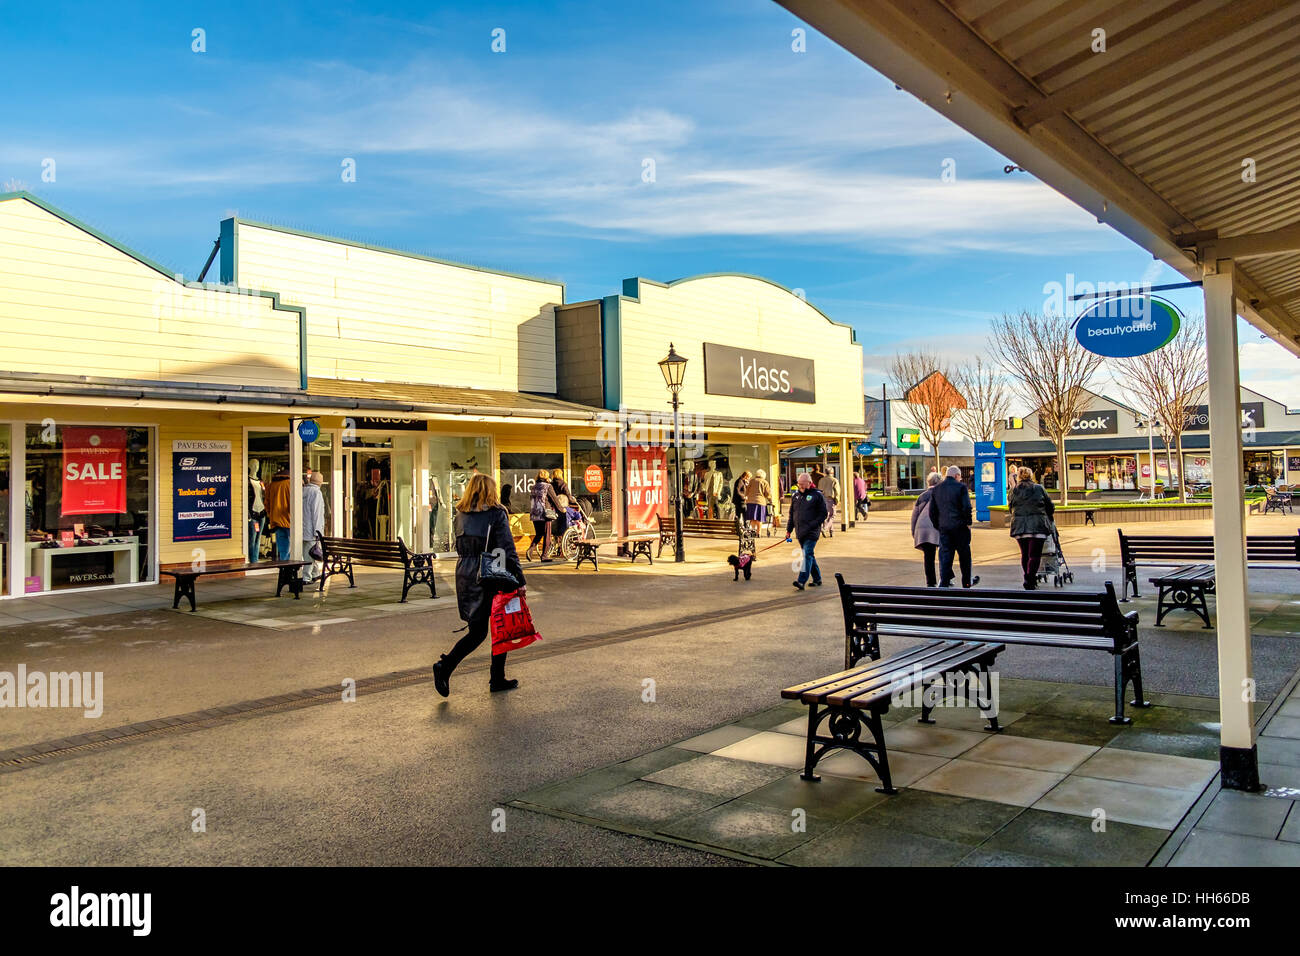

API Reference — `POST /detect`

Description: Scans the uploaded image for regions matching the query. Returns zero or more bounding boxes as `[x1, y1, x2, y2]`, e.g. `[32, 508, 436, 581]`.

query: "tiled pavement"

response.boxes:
[510, 679, 1233, 866]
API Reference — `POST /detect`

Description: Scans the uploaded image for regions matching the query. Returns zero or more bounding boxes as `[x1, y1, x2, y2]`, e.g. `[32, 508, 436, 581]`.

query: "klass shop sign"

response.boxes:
[703, 343, 816, 404]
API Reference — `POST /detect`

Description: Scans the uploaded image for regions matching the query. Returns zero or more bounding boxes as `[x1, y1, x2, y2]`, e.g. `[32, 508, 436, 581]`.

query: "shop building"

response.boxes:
[0, 193, 868, 602]
[862, 389, 976, 492]
[994, 386, 1300, 493]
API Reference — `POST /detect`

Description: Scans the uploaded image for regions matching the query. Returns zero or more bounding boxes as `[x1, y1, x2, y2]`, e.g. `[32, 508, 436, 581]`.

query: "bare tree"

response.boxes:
[953, 355, 1013, 443]
[1115, 316, 1207, 502]
[888, 351, 967, 477]
[990, 312, 1105, 506]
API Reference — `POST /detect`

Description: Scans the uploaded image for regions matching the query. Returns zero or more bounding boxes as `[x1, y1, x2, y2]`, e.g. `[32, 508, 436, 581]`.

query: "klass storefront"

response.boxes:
[0, 194, 865, 603]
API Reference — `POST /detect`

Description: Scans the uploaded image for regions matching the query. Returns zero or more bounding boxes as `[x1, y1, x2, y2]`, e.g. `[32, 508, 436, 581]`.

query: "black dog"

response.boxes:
[727, 553, 754, 581]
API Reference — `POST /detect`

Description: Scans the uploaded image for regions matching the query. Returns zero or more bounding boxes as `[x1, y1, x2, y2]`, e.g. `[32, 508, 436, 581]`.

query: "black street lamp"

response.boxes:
[878, 383, 890, 492]
[659, 343, 688, 562]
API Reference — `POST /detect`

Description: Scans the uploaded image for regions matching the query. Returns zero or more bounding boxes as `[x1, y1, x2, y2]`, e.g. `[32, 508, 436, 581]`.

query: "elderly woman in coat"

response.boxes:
[910, 471, 942, 587]
[1008, 466, 1056, 590]
[432, 473, 525, 696]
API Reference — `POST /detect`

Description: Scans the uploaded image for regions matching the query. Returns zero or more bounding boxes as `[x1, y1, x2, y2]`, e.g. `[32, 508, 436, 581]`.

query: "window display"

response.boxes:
[24, 424, 152, 592]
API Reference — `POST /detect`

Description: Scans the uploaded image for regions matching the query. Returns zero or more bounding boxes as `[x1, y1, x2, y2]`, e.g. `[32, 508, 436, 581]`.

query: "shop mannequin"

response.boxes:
[248, 459, 266, 562]
[704, 460, 726, 518]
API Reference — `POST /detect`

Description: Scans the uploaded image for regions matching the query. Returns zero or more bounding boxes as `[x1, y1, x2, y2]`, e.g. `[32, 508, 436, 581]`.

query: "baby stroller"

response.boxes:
[558, 500, 595, 560]
[1036, 523, 1074, 587]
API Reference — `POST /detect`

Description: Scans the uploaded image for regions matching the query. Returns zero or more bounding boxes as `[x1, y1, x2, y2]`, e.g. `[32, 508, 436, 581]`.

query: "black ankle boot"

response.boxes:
[432, 656, 450, 697]
[489, 678, 519, 693]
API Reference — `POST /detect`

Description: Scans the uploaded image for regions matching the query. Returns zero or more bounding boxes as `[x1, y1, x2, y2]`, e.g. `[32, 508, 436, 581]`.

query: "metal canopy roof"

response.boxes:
[777, 0, 1300, 356]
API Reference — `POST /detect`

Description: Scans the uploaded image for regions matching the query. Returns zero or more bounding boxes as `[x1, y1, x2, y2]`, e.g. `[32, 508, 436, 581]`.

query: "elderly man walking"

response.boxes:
[301, 471, 326, 584]
[785, 472, 829, 591]
[927, 465, 980, 589]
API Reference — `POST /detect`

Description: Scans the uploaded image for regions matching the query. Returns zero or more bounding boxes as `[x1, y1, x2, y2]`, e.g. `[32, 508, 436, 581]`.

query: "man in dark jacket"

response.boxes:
[785, 472, 829, 590]
[928, 466, 980, 589]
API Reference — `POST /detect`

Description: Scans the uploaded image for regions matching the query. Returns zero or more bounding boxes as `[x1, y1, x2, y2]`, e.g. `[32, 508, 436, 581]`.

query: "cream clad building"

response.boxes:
[0, 192, 867, 602]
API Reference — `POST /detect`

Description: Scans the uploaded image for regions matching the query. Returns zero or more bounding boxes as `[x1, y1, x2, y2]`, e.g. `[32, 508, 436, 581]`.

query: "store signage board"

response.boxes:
[896, 429, 921, 449]
[172, 440, 233, 542]
[1183, 402, 1265, 432]
[854, 442, 875, 455]
[1038, 409, 1119, 436]
[702, 343, 815, 403]
[353, 417, 427, 431]
[61, 427, 128, 516]
[1073, 296, 1181, 357]
[625, 445, 668, 532]
[297, 419, 319, 443]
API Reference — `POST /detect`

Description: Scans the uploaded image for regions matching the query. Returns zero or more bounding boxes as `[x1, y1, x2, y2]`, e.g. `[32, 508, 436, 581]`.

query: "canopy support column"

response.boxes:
[1204, 260, 1259, 791]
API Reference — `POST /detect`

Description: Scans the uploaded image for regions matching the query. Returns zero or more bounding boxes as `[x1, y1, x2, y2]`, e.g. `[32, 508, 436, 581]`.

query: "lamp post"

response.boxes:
[878, 383, 889, 492]
[659, 343, 688, 562]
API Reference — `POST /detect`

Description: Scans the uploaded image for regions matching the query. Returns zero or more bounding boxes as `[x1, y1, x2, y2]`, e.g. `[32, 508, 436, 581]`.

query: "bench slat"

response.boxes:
[826, 642, 1003, 708]
[781, 642, 963, 700]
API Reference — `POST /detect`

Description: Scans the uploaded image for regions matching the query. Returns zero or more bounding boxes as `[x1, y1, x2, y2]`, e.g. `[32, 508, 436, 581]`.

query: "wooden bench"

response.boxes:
[656, 513, 755, 558]
[316, 534, 437, 602]
[1150, 565, 1215, 628]
[782, 641, 1005, 793]
[1117, 528, 1300, 601]
[162, 560, 308, 612]
[573, 535, 656, 571]
[835, 574, 1150, 724]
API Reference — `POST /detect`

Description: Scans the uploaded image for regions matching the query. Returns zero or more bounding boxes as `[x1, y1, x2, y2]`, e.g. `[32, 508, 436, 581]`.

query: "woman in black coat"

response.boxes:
[432, 474, 525, 695]
[1007, 466, 1056, 589]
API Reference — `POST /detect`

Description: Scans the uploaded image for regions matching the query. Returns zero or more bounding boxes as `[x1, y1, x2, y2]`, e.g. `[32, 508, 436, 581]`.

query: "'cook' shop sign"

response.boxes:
[703, 343, 815, 403]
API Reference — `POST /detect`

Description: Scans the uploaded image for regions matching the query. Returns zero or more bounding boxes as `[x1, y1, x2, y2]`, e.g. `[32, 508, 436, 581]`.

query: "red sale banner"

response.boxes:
[626, 444, 669, 532]
[61, 427, 127, 516]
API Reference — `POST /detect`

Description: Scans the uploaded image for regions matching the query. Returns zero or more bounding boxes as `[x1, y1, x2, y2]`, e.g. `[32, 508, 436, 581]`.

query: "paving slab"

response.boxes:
[1196, 789, 1294, 839]
[1170, 828, 1300, 867]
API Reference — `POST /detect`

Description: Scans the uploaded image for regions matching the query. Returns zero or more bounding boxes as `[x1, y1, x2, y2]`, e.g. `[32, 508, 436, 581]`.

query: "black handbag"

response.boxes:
[477, 520, 520, 593]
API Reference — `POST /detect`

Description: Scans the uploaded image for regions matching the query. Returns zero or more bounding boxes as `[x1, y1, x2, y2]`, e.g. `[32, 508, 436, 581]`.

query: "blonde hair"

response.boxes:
[755, 469, 766, 480]
[1017, 466, 1034, 483]
[457, 473, 500, 512]
[536, 469, 551, 481]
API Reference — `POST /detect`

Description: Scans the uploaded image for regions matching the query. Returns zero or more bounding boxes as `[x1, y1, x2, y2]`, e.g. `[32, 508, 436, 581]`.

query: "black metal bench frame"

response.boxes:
[573, 535, 655, 571]
[1117, 528, 1300, 601]
[316, 534, 437, 602]
[162, 560, 308, 612]
[1150, 564, 1215, 628]
[782, 640, 1004, 793]
[1263, 491, 1293, 515]
[655, 513, 755, 558]
[836, 574, 1149, 724]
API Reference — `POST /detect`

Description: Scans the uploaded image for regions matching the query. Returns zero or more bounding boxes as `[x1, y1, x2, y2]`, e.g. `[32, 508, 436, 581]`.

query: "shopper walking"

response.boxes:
[818, 468, 841, 537]
[1008, 466, 1055, 589]
[853, 471, 869, 521]
[732, 470, 751, 523]
[928, 465, 980, 589]
[743, 469, 772, 538]
[526, 469, 562, 562]
[301, 471, 325, 584]
[264, 466, 292, 561]
[785, 472, 829, 590]
[910, 471, 942, 587]
[550, 469, 572, 543]
[431, 474, 523, 696]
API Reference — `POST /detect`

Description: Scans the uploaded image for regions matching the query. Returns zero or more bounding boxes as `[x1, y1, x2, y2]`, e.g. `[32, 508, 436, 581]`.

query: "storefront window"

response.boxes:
[1244, 450, 1285, 487]
[678, 443, 770, 519]
[426, 436, 490, 552]
[249, 430, 335, 560]
[1084, 455, 1137, 491]
[896, 458, 926, 492]
[569, 439, 613, 532]
[24, 424, 153, 592]
[1183, 454, 1212, 488]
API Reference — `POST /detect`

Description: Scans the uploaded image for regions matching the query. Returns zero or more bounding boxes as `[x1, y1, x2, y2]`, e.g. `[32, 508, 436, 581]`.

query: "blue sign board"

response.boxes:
[297, 419, 320, 443]
[1073, 296, 1181, 358]
[973, 441, 1006, 523]
[172, 440, 233, 542]
[854, 442, 875, 456]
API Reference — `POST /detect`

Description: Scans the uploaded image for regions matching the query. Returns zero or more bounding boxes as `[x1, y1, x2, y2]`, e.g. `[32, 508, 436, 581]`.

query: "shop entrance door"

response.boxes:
[348, 450, 393, 541]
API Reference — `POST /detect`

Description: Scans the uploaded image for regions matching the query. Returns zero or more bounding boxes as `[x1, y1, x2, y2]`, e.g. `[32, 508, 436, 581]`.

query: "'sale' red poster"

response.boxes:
[61, 427, 128, 516]
[626, 444, 669, 532]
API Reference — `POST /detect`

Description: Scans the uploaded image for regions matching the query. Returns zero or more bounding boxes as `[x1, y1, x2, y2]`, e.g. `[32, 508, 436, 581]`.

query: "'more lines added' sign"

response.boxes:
[1073, 296, 1181, 358]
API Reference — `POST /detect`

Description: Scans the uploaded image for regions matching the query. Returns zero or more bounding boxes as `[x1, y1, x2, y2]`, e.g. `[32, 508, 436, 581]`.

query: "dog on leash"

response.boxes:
[727, 553, 754, 581]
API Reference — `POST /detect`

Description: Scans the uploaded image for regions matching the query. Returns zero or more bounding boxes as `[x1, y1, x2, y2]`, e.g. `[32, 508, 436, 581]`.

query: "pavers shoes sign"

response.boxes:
[703, 343, 815, 403]
[172, 440, 232, 541]
[61, 427, 127, 515]
[1073, 295, 1182, 357]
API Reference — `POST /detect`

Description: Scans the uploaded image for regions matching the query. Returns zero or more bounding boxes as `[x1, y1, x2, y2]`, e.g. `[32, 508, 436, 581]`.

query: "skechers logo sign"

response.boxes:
[50, 886, 150, 936]
[703, 343, 815, 404]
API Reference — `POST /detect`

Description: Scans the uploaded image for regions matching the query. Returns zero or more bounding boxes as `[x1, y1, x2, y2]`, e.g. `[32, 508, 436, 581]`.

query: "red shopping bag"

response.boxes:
[489, 590, 542, 656]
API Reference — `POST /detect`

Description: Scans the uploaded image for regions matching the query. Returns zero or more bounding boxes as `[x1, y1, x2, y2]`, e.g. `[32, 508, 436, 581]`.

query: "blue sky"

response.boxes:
[3, 0, 1296, 408]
